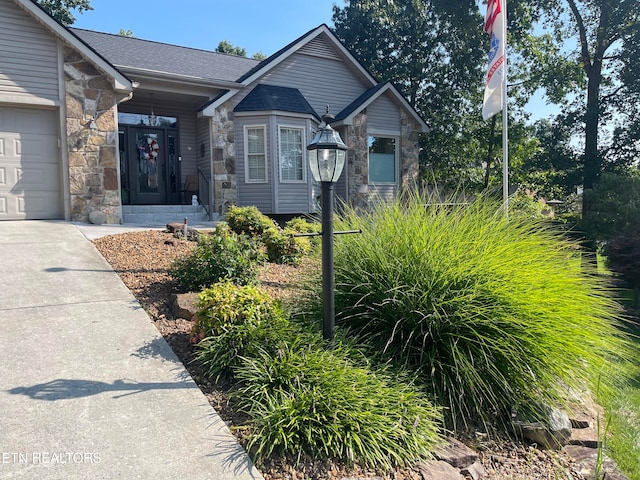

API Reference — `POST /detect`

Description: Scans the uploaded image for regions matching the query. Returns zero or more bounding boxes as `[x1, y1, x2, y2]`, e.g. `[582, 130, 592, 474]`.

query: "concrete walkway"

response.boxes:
[0, 221, 263, 480]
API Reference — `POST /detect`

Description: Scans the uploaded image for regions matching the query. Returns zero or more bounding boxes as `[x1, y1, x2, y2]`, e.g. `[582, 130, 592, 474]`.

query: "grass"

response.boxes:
[194, 281, 443, 470]
[600, 321, 640, 480]
[297, 192, 636, 432]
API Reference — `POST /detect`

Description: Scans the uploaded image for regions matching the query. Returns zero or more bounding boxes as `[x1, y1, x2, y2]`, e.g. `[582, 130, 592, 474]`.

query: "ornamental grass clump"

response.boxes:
[317, 192, 634, 429]
[233, 338, 442, 469]
[195, 281, 443, 469]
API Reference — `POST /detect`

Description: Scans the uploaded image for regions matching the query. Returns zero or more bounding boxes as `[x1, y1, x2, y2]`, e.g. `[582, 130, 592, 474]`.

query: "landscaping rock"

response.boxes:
[89, 210, 106, 225]
[166, 221, 185, 233]
[569, 416, 592, 429]
[461, 460, 484, 480]
[569, 425, 601, 448]
[434, 438, 478, 468]
[511, 405, 572, 449]
[173, 227, 199, 241]
[172, 292, 199, 320]
[417, 460, 464, 480]
[563, 445, 628, 480]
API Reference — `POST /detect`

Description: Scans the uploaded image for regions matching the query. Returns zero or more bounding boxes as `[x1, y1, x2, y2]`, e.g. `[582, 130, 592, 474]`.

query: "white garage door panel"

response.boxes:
[0, 107, 60, 220]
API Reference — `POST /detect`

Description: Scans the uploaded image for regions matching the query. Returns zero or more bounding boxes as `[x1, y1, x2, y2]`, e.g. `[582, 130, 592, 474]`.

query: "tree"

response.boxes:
[332, 0, 491, 190]
[215, 40, 247, 57]
[604, 224, 640, 308]
[508, 0, 640, 219]
[511, 117, 582, 200]
[118, 29, 135, 38]
[581, 172, 640, 245]
[35, 0, 92, 26]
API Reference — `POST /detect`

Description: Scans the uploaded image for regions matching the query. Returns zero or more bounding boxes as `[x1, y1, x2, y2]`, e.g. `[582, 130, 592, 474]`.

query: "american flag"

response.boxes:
[483, 0, 505, 121]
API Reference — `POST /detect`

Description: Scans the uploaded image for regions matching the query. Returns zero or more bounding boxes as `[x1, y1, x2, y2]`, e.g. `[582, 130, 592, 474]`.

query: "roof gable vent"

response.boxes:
[298, 35, 341, 61]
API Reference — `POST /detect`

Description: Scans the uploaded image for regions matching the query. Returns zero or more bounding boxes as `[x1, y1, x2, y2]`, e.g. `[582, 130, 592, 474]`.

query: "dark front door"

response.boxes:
[120, 126, 180, 205]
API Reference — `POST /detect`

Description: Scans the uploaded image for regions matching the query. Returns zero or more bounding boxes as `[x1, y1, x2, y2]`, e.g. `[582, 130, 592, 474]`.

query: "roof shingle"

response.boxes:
[71, 28, 260, 83]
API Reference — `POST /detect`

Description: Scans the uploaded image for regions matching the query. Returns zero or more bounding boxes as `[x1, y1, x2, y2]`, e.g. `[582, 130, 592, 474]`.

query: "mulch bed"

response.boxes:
[93, 229, 587, 480]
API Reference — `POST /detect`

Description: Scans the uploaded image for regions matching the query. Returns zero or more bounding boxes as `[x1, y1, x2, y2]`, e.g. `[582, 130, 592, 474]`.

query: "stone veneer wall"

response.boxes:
[399, 110, 420, 190]
[345, 111, 421, 213]
[346, 112, 370, 214]
[64, 47, 123, 223]
[211, 101, 236, 215]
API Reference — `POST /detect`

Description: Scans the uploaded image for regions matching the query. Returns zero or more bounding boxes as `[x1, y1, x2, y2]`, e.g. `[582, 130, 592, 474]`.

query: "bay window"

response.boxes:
[279, 127, 305, 182]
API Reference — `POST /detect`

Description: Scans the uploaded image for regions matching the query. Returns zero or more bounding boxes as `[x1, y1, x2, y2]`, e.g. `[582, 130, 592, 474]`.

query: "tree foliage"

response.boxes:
[509, 0, 640, 209]
[581, 172, 640, 244]
[36, 0, 92, 26]
[215, 40, 247, 57]
[333, 0, 494, 189]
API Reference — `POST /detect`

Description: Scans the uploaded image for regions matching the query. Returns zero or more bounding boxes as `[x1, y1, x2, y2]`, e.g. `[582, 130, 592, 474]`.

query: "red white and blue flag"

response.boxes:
[483, 0, 505, 120]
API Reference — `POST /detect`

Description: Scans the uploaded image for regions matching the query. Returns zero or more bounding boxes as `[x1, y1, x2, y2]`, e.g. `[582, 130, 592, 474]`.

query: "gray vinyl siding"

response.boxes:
[367, 92, 401, 133]
[196, 116, 211, 207]
[236, 52, 370, 117]
[0, 1, 59, 102]
[235, 115, 273, 213]
[196, 117, 210, 180]
[371, 184, 396, 202]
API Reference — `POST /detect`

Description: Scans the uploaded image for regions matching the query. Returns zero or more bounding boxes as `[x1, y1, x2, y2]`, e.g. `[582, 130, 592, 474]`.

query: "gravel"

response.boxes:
[93, 229, 587, 480]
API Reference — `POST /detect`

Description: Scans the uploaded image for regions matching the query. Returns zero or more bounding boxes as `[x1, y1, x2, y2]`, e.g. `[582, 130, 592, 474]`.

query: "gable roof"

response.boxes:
[335, 81, 429, 132]
[10, 0, 132, 92]
[199, 24, 426, 133]
[234, 84, 320, 119]
[71, 29, 260, 87]
[236, 24, 376, 86]
[201, 24, 378, 115]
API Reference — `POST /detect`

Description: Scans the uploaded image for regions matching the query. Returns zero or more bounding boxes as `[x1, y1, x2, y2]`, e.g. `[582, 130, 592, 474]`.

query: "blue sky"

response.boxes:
[73, 0, 340, 57]
[72, 0, 557, 121]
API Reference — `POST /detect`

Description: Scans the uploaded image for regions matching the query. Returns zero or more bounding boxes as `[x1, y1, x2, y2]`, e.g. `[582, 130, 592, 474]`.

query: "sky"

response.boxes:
[71, 0, 558, 122]
[73, 0, 340, 58]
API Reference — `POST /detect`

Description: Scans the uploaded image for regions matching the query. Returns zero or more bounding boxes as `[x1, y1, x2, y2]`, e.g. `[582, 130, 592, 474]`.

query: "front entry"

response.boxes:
[119, 126, 180, 205]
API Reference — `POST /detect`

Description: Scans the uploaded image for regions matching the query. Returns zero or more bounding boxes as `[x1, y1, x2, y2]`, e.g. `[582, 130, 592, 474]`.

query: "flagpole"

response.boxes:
[502, 0, 509, 214]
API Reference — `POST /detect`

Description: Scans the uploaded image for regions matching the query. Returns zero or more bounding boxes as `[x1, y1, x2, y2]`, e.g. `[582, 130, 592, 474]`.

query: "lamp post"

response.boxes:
[307, 109, 348, 341]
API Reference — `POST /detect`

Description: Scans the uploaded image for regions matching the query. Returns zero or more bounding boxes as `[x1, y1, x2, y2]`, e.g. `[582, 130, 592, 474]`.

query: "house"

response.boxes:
[0, 0, 427, 224]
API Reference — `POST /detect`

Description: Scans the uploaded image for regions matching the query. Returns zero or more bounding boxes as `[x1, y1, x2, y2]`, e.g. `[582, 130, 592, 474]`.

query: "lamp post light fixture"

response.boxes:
[307, 109, 348, 341]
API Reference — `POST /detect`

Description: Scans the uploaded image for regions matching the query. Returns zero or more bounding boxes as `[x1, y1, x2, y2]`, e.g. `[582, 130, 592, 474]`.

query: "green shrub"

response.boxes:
[302, 192, 633, 429]
[233, 338, 442, 469]
[263, 226, 311, 265]
[226, 205, 278, 237]
[226, 206, 312, 265]
[285, 216, 322, 249]
[193, 281, 293, 379]
[168, 224, 263, 291]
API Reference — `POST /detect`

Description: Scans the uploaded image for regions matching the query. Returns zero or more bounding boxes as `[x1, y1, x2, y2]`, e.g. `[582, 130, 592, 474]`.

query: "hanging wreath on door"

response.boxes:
[145, 138, 160, 189]
[138, 137, 160, 189]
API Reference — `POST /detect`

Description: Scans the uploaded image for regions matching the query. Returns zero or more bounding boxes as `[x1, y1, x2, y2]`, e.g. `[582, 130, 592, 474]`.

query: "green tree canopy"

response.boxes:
[332, 0, 492, 190]
[508, 0, 640, 214]
[36, 0, 92, 26]
[215, 40, 247, 57]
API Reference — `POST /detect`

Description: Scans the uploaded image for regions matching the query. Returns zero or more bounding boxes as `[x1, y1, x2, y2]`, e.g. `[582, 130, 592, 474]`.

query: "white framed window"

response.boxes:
[368, 136, 397, 184]
[279, 126, 305, 183]
[244, 126, 267, 183]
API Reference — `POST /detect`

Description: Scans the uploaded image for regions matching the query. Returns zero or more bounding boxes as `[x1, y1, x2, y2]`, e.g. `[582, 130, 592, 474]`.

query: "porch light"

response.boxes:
[306, 108, 348, 341]
[307, 110, 347, 183]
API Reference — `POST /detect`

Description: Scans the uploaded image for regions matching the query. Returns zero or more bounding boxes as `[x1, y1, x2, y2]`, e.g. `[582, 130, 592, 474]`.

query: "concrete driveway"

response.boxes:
[0, 221, 262, 480]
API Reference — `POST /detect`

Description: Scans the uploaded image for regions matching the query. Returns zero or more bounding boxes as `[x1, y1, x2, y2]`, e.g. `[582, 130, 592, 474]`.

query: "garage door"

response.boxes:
[0, 107, 61, 220]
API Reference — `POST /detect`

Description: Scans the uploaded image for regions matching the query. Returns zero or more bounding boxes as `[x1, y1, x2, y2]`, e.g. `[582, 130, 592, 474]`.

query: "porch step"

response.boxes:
[121, 205, 219, 226]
